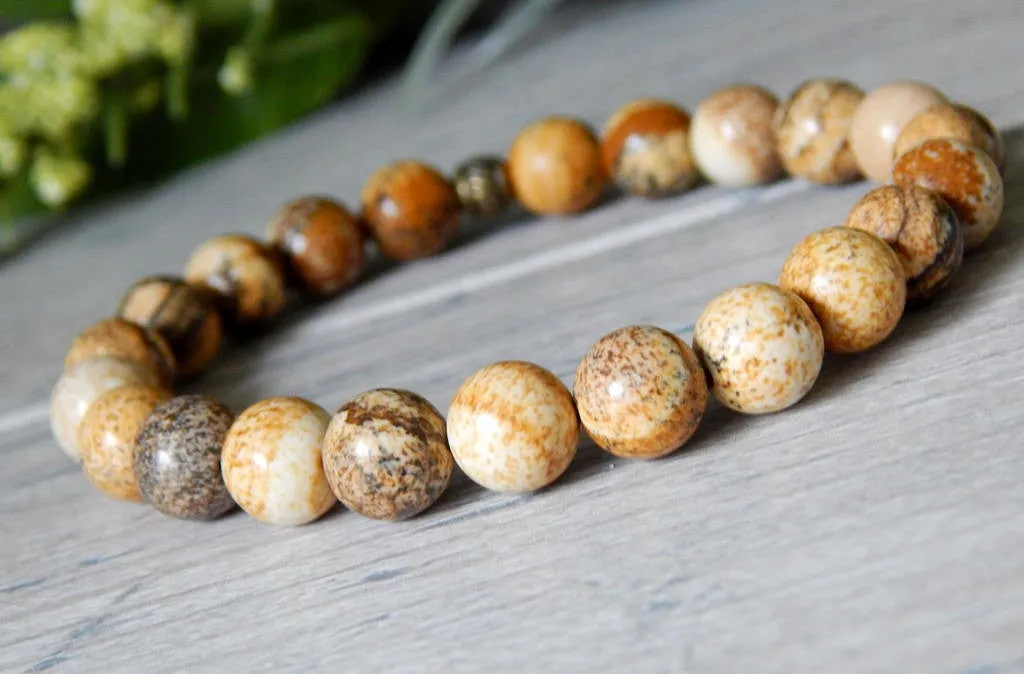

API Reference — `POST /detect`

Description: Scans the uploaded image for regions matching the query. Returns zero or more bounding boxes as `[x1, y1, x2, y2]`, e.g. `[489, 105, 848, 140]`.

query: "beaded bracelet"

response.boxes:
[49, 78, 1006, 527]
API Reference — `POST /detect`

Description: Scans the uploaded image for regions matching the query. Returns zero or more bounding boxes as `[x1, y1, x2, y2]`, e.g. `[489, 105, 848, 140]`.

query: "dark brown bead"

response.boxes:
[184, 234, 287, 326]
[451, 156, 512, 217]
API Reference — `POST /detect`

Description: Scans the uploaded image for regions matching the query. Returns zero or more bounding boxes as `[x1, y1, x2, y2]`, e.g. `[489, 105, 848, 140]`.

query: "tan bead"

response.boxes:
[600, 99, 698, 197]
[451, 156, 513, 217]
[894, 103, 1005, 173]
[79, 384, 172, 502]
[64, 317, 176, 388]
[772, 78, 865, 184]
[849, 80, 947, 183]
[507, 116, 607, 215]
[892, 138, 1004, 251]
[447, 361, 579, 493]
[221, 397, 336, 526]
[184, 234, 287, 326]
[780, 227, 906, 354]
[956, 104, 1006, 174]
[117, 276, 222, 378]
[689, 84, 782, 186]
[845, 185, 964, 302]
[360, 160, 460, 261]
[693, 283, 823, 415]
[574, 325, 707, 459]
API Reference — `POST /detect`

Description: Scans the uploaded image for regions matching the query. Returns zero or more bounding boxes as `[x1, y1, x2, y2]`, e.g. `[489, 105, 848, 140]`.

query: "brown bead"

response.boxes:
[64, 317, 176, 388]
[893, 103, 1005, 174]
[773, 78, 865, 184]
[600, 99, 698, 198]
[117, 276, 222, 378]
[507, 116, 607, 215]
[451, 156, 513, 217]
[266, 196, 366, 295]
[183, 234, 287, 326]
[360, 160, 460, 261]
[690, 84, 782, 186]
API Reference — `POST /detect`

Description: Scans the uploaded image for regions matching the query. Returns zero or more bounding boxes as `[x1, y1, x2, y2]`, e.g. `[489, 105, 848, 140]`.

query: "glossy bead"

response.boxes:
[322, 389, 453, 521]
[693, 283, 823, 414]
[574, 325, 707, 459]
[849, 80, 947, 183]
[507, 116, 607, 215]
[894, 103, 1005, 173]
[117, 276, 222, 378]
[600, 99, 698, 197]
[447, 361, 579, 493]
[221, 397, 336, 526]
[50, 356, 160, 461]
[134, 394, 236, 521]
[64, 317, 176, 388]
[690, 84, 782, 186]
[845, 185, 964, 302]
[360, 160, 460, 261]
[892, 138, 1004, 251]
[266, 196, 366, 295]
[451, 156, 513, 217]
[780, 227, 906, 354]
[78, 384, 172, 502]
[772, 78, 864, 184]
[957, 104, 1006, 174]
[183, 234, 287, 325]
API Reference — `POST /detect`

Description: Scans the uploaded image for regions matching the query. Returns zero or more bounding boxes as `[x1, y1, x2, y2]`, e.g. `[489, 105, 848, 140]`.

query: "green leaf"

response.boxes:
[0, 0, 72, 21]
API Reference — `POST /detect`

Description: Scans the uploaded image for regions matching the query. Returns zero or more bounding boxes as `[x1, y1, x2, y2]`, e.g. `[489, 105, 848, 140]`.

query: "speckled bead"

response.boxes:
[780, 227, 906, 354]
[893, 103, 1006, 173]
[451, 156, 513, 217]
[78, 384, 172, 502]
[845, 184, 964, 302]
[693, 283, 823, 415]
[266, 196, 366, 295]
[690, 84, 782, 186]
[772, 78, 864, 184]
[600, 99, 699, 198]
[117, 276, 222, 378]
[892, 138, 1004, 251]
[447, 361, 579, 493]
[574, 325, 707, 459]
[360, 160, 461, 261]
[507, 116, 607, 215]
[64, 317, 176, 388]
[322, 389, 453, 521]
[183, 234, 287, 326]
[221, 397, 336, 526]
[134, 394, 236, 521]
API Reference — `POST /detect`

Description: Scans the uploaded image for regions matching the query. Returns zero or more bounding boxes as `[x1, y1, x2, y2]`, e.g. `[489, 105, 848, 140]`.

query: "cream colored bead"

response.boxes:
[690, 84, 782, 186]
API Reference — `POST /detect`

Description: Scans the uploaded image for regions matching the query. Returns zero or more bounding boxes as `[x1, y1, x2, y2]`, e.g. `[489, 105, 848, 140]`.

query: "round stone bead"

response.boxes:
[50, 356, 160, 460]
[600, 99, 698, 198]
[78, 384, 172, 502]
[772, 78, 864, 184]
[183, 234, 287, 326]
[447, 361, 579, 493]
[117, 276, 223, 378]
[693, 283, 823, 415]
[574, 325, 707, 459]
[849, 80, 947, 183]
[894, 103, 1005, 173]
[360, 160, 460, 261]
[780, 227, 907, 354]
[892, 138, 1004, 251]
[507, 116, 607, 215]
[322, 389, 453, 521]
[266, 196, 366, 295]
[451, 156, 513, 217]
[690, 84, 782, 186]
[845, 184, 964, 302]
[134, 394, 236, 521]
[64, 317, 176, 388]
[221, 397, 336, 526]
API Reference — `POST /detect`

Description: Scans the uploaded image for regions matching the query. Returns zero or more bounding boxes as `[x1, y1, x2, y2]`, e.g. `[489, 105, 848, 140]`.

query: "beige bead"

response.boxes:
[780, 227, 906, 354]
[893, 103, 1005, 173]
[693, 283, 823, 415]
[64, 317, 176, 388]
[184, 234, 287, 326]
[849, 80, 947, 183]
[690, 84, 782, 186]
[447, 361, 579, 493]
[221, 397, 336, 526]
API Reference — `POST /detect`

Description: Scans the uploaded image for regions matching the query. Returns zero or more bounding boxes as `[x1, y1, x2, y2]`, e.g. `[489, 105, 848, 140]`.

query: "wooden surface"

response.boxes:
[3, 0, 1024, 671]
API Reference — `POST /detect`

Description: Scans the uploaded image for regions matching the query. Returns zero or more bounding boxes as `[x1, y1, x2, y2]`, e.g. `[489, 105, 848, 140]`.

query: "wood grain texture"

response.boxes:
[3, 0, 1024, 671]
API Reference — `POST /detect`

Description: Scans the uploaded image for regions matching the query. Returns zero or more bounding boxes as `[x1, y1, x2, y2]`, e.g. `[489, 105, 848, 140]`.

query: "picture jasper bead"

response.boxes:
[221, 397, 336, 526]
[894, 103, 1006, 173]
[183, 234, 287, 326]
[64, 317, 176, 388]
[322, 389, 453, 521]
[845, 184, 964, 302]
[360, 160, 460, 261]
[600, 99, 698, 197]
[892, 138, 1004, 251]
[134, 394, 236, 521]
[448, 361, 579, 493]
[773, 78, 864, 184]
[780, 227, 906, 354]
[452, 156, 513, 217]
[574, 325, 707, 459]
[690, 84, 782, 186]
[693, 283, 823, 415]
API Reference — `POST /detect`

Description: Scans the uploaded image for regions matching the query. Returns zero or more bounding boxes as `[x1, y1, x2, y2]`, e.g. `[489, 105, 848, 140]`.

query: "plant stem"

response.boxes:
[261, 17, 367, 63]
[104, 96, 128, 169]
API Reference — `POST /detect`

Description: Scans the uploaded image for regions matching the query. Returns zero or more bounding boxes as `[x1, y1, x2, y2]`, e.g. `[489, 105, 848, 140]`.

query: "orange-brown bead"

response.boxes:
[184, 234, 287, 326]
[773, 78, 864, 184]
[601, 99, 698, 198]
[894, 103, 1005, 174]
[64, 317, 176, 388]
